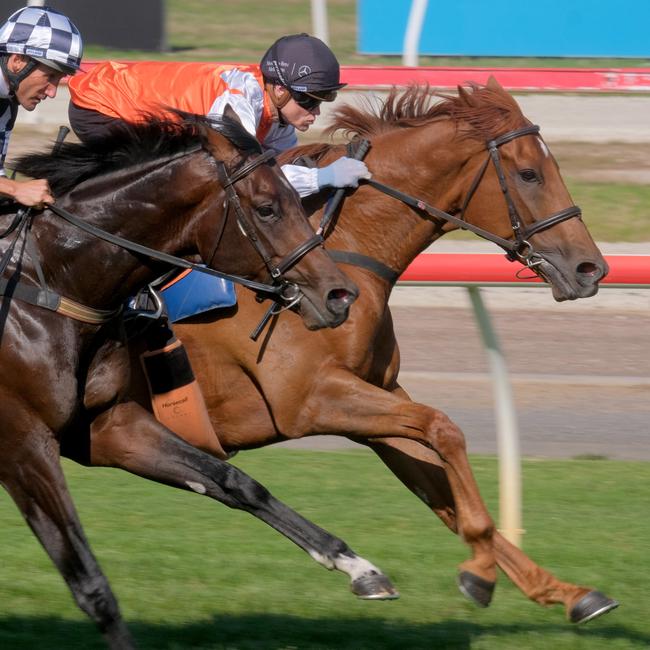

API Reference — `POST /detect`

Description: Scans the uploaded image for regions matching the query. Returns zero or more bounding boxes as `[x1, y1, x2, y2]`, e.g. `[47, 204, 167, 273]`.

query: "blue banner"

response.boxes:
[358, 0, 650, 57]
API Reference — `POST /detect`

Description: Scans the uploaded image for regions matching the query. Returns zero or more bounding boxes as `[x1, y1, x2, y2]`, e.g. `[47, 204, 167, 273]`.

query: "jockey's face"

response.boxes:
[281, 97, 321, 132]
[10, 55, 65, 111]
[271, 84, 320, 132]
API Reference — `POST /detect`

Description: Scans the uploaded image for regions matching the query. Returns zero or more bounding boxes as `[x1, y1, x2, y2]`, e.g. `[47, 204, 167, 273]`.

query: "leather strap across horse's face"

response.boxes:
[459, 124, 582, 265]
[214, 149, 323, 302]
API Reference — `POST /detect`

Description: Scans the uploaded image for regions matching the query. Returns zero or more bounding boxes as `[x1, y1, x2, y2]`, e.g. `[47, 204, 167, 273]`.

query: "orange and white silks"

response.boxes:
[69, 60, 276, 143]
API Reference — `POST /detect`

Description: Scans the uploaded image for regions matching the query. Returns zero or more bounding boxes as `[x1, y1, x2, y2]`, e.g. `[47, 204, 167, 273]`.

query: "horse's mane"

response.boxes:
[323, 80, 527, 143]
[11, 112, 262, 196]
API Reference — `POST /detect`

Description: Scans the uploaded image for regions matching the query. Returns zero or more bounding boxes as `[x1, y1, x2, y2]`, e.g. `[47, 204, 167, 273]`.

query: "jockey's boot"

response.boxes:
[140, 322, 228, 459]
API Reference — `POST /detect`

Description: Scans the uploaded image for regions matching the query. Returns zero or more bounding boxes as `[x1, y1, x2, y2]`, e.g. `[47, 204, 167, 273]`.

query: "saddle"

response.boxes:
[160, 268, 236, 322]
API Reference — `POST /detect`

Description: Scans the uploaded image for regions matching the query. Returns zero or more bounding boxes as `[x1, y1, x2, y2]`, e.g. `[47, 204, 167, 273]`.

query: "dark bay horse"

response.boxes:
[168, 80, 617, 624]
[0, 114, 394, 649]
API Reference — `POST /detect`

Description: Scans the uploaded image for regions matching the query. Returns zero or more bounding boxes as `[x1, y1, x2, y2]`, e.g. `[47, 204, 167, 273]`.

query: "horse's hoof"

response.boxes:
[351, 573, 400, 600]
[569, 590, 619, 624]
[457, 571, 495, 608]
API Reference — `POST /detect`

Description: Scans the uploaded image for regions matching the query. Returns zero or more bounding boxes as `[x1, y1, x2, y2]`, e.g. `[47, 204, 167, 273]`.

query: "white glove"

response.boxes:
[317, 157, 372, 189]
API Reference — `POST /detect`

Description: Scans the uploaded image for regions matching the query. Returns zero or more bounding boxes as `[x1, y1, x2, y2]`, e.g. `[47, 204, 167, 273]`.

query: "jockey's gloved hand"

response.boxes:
[317, 157, 372, 189]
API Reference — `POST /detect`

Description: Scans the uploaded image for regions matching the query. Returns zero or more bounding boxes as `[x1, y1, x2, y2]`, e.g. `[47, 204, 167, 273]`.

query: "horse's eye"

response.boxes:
[519, 168, 539, 183]
[256, 205, 275, 220]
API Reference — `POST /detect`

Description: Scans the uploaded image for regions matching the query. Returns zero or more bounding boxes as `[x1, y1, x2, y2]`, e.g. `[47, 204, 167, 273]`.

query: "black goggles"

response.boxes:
[290, 89, 338, 111]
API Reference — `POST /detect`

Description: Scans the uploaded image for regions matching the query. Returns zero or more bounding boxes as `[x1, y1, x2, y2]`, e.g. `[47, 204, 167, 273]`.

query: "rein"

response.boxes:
[329, 125, 582, 282]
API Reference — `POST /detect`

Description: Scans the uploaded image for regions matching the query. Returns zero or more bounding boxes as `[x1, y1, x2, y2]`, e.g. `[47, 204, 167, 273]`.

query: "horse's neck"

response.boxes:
[42, 156, 203, 309]
[331, 123, 469, 276]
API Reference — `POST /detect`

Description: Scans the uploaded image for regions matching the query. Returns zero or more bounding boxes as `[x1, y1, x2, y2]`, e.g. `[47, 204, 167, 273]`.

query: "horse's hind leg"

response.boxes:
[366, 435, 618, 622]
[0, 423, 134, 649]
[84, 401, 397, 600]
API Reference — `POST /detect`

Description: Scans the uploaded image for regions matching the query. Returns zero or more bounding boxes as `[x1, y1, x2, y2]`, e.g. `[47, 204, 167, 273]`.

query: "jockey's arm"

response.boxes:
[205, 75, 370, 198]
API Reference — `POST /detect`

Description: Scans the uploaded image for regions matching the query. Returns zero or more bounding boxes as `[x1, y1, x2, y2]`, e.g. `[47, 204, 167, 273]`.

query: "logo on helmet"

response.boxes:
[298, 65, 312, 77]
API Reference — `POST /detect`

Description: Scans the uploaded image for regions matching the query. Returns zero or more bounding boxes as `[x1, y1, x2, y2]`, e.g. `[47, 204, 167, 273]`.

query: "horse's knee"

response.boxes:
[427, 411, 467, 458]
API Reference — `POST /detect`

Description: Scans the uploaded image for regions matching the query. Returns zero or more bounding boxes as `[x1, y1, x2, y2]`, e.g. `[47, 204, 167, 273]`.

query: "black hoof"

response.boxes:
[570, 590, 619, 624]
[351, 573, 400, 600]
[457, 571, 495, 608]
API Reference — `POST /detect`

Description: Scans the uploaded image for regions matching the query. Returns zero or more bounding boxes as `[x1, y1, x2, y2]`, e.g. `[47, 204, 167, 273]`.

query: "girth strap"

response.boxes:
[0, 273, 119, 324]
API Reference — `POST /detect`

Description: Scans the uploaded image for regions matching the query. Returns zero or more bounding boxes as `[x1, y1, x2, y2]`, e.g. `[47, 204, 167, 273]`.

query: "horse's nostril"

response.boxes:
[576, 260, 608, 287]
[326, 288, 355, 313]
[577, 261, 599, 277]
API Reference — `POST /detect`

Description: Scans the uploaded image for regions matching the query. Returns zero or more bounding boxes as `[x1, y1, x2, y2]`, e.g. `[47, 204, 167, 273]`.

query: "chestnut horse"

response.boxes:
[168, 80, 617, 624]
[0, 114, 387, 650]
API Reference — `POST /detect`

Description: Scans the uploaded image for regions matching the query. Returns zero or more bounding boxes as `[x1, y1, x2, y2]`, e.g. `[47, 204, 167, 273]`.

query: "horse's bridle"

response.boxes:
[363, 124, 582, 270]
[213, 149, 323, 293]
[458, 124, 582, 263]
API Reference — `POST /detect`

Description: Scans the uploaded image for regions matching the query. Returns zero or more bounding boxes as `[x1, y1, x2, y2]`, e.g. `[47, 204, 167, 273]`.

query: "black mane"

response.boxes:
[10, 112, 263, 197]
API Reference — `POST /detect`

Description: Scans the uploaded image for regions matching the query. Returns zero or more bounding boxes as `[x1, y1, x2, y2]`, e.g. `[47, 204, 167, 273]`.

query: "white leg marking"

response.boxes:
[185, 480, 207, 494]
[333, 554, 383, 581]
[308, 550, 336, 570]
[308, 551, 383, 579]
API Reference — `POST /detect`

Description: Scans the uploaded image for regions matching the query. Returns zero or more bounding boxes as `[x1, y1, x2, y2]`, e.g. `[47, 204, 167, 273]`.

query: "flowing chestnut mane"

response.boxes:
[327, 81, 528, 140]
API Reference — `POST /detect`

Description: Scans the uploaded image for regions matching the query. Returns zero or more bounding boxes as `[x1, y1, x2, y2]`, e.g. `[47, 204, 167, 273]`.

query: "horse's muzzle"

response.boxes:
[299, 281, 359, 330]
[539, 254, 609, 301]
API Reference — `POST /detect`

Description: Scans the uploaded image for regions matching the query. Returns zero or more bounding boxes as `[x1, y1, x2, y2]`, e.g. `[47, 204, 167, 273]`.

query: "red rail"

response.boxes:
[77, 62, 650, 93]
[340, 66, 650, 93]
[400, 254, 650, 285]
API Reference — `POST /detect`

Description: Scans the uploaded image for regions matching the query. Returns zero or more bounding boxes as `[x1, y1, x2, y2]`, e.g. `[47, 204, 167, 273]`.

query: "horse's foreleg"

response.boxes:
[0, 422, 134, 649]
[307, 374, 497, 602]
[367, 434, 618, 622]
[86, 401, 397, 600]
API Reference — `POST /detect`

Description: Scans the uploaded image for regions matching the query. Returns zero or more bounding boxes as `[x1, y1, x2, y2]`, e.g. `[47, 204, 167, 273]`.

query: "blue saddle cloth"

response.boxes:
[161, 269, 236, 323]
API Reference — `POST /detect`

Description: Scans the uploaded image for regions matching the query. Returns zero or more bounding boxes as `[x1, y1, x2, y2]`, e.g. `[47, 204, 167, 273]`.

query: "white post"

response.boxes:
[467, 286, 523, 548]
[403, 0, 429, 66]
[27, 1, 46, 6]
[311, 0, 329, 44]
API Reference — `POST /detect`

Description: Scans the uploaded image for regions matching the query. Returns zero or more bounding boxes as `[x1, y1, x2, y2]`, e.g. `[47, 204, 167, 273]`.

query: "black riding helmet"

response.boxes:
[260, 33, 346, 99]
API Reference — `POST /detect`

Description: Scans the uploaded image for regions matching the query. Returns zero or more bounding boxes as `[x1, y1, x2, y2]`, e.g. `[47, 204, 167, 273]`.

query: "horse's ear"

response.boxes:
[457, 84, 476, 106]
[222, 103, 242, 127]
[486, 75, 504, 92]
[200, 122, 235, 162]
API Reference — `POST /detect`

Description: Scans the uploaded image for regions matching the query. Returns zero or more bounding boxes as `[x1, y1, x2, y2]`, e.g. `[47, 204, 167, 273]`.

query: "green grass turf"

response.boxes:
[0, 450, 648, 649]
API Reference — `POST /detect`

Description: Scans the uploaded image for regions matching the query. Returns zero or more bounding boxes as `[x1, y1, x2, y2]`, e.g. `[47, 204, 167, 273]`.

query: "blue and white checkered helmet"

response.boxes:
[0, 5, 83, 75]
